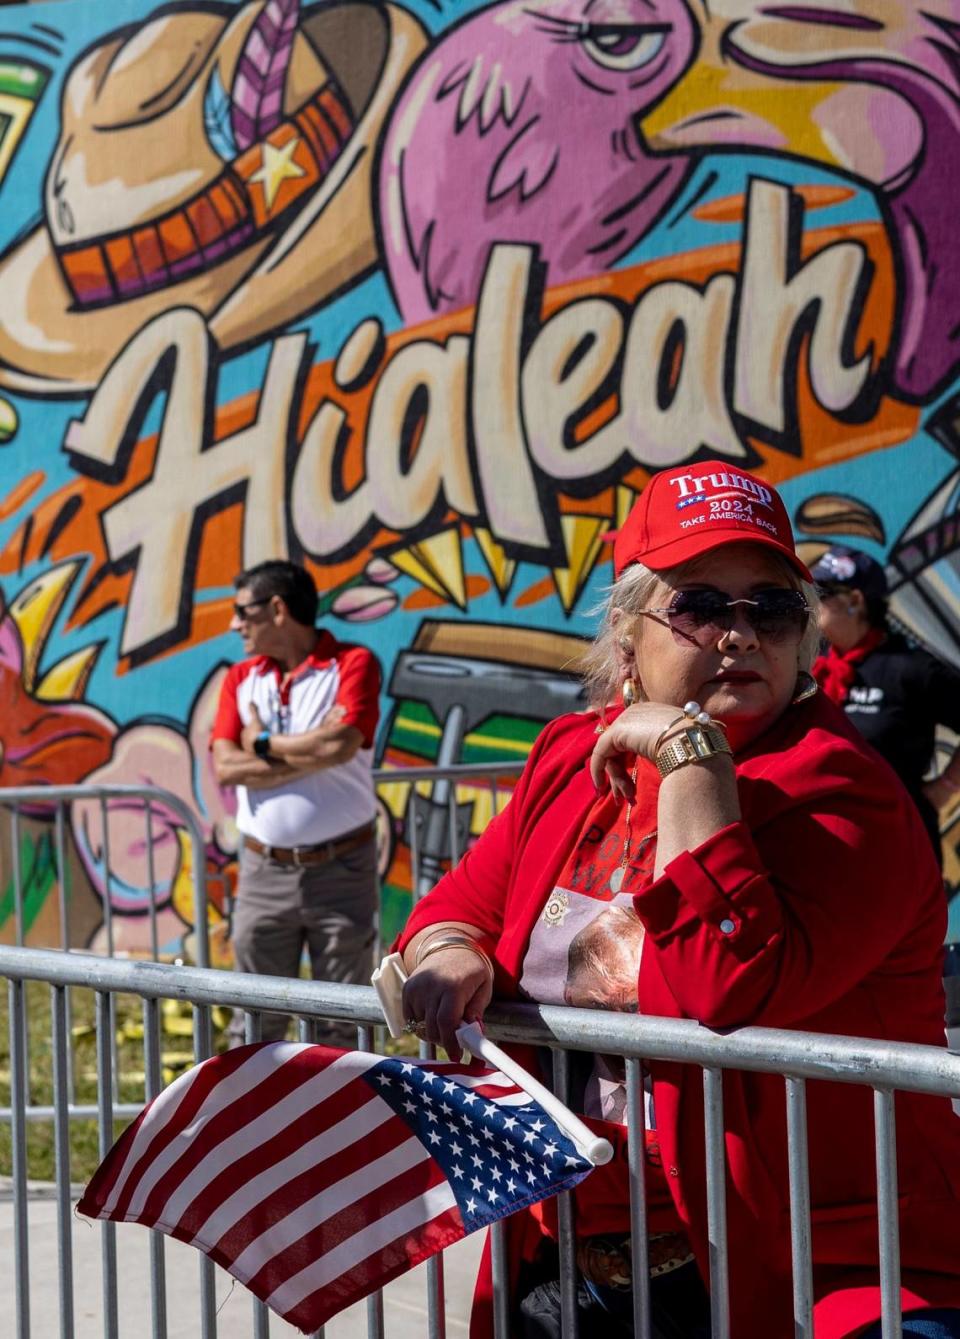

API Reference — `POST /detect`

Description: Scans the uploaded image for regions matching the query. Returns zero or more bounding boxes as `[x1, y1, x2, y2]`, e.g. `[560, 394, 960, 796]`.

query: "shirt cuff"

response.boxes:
[634, 821, 777, 951]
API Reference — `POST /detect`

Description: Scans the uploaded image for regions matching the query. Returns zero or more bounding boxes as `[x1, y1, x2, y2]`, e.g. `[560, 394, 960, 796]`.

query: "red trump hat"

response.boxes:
[612, 461, 812, 582]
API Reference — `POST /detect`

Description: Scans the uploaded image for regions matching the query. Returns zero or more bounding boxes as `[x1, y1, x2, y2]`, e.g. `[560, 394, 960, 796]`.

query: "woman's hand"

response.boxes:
[401, 948, 494, 1060]
[590, 702, 689, 799]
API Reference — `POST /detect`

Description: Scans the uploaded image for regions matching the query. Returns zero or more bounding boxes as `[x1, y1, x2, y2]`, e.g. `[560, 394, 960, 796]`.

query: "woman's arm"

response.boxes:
[589, 701, 741, 877]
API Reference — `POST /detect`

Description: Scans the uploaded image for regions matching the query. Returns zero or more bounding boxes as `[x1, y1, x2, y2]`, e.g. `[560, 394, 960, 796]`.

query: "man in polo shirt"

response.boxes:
[212, 560, 381, 1044]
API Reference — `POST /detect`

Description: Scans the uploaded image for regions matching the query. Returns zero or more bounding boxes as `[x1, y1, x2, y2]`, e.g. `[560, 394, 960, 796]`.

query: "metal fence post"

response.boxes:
[9, 977, 30, 1339]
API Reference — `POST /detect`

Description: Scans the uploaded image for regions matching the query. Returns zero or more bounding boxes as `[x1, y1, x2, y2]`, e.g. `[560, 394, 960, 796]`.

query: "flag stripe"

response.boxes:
[197, 1096, 411, 1263]
[150, 1063, 376, 1231]
[266, 1179, 459, 1317]
[286, 1204, 465, 1331]
[94, 1042, 280, 1219]
[133, 1048, 372, 1227]
[237, 1130, 440, 1296]
[179, 1074, 380, 1247]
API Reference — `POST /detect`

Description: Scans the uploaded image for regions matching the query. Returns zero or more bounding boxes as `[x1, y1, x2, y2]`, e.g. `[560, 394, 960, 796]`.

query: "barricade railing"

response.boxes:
[0, 765, 525, 961]
[2, 944, 959, 1339]
[0, 784, 211, 968]
[371, 760, 525, 900]
[0, 766, 523, 1132]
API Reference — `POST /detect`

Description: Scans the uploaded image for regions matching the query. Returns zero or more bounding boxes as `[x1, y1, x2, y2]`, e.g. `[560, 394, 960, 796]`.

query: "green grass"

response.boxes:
[0, 981, 200, 1182]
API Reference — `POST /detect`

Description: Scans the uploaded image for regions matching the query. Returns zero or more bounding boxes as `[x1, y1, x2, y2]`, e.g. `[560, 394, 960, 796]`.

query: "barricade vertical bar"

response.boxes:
[99, 797, 115, 957]
[55, 801, 70, 951]
[143, 997, 168, 1339]
[418, 1035, 445, 1339]
[96, 990, 119, 1339]
[361, 1020, 381, 1339]
[9, 978, 30, 1339]
[427, 1253, 446, 1339]
[552, 1048, 579, 1339]
[12, 802, 23, 945]
[186, 824, 210, 969]
[703, 1066, 729, 1339]
[490, 1220, 511, 1339]
[54, 801, 76, 1101]
[98, 799, 119, 1105]
[785, 1077, 813, 1337]
[194, 1005, 217, 1339]
[11, 805, 31, 1107]
[447, 787, 461, 867]
[409, 789, 422, 902]
[298, 1016, 320, 1044]
[51, 984, 75, 1339]
[241, 1008, 269, 1337]
[874, 1089, 902, 1339]
[144, 800, 159, 963]
[625, 1056, 651, 1339]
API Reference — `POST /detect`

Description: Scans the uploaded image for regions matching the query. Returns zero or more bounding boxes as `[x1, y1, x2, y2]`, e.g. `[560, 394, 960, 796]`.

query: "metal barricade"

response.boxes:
[0, 784, 210, 968]
[1, 944, 959, 1339]
[371, 761, 524, 901]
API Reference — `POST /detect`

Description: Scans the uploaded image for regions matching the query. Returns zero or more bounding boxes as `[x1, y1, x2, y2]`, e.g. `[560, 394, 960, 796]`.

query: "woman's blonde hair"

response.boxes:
[581, 555, 821, 712]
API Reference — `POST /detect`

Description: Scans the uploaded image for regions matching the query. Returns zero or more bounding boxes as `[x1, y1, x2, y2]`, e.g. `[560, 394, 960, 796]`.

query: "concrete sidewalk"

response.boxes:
[0, 1181, 484, 1336]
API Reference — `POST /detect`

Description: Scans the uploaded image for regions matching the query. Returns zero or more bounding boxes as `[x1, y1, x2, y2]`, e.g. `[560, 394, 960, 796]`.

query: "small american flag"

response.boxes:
[77, 1042, 595, 1333]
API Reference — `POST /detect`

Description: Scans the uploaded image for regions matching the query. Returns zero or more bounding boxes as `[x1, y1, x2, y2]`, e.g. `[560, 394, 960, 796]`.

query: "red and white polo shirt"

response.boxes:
[212, 631, 380, 848]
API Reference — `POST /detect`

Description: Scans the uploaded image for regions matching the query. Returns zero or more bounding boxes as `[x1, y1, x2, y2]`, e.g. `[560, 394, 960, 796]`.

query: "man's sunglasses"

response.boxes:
[232, 598, 270, 621]
[642, 588, 811, 642]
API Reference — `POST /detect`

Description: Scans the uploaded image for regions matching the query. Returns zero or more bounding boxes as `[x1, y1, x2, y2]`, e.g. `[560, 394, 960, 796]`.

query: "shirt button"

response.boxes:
[719, 918, 736, 935]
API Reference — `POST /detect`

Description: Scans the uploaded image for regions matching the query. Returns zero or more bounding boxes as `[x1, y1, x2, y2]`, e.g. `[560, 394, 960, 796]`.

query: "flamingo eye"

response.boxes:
[580, 23, 668, 71]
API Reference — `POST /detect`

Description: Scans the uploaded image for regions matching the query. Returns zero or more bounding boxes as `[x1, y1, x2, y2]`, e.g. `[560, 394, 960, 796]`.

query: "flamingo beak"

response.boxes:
[640, 57, 844, 167]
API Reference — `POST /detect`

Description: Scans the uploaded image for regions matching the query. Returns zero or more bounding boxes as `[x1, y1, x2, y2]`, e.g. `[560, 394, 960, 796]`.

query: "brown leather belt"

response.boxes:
[243, 821, 375, 867]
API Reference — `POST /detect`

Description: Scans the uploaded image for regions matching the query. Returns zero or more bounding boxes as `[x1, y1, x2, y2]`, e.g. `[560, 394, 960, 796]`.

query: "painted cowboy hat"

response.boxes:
[0, 0, 427, 394]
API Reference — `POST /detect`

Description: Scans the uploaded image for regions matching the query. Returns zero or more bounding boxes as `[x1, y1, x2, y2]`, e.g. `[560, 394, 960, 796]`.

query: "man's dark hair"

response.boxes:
[235, 561, 318, 627]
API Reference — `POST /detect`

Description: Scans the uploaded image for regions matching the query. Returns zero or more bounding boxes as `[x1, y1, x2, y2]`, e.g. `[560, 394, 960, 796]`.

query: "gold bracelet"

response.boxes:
[656, 722, 732, 778]
[416, 935, 494, 981]
[414, 926, 481, 964]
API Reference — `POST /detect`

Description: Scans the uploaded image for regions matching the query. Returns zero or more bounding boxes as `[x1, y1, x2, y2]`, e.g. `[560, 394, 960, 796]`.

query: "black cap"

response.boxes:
[809, 544, 888, 600]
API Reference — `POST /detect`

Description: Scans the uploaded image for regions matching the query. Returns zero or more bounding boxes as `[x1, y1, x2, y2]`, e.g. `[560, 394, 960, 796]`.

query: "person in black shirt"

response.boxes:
[811, 544, 960, 866]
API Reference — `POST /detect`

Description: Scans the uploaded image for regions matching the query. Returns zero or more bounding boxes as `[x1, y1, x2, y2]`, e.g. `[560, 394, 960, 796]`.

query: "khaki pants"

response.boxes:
[228, 836, 378, 1047]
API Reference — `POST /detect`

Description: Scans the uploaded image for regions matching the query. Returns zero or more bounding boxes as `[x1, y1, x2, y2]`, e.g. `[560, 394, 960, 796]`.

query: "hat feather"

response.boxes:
[204, 65, 239, 161]
[231, 0, 301, 151]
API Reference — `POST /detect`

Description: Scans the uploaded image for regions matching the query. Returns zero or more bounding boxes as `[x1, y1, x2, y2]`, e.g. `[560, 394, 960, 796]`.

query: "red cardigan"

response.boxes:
[399, 693, 960, 1338]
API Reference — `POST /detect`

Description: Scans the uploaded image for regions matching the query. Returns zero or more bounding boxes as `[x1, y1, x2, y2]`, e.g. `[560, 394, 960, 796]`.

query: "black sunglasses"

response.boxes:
[233, 598, 270, 621]
[643, 588, 810, 642]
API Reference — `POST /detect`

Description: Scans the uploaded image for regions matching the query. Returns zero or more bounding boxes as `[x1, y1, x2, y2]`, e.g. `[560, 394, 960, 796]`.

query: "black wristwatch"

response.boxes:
[253, 730, 272, 760]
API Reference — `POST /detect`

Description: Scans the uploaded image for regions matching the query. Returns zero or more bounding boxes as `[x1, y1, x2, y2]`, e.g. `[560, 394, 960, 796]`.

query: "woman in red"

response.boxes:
[397, 462, 960, 1339]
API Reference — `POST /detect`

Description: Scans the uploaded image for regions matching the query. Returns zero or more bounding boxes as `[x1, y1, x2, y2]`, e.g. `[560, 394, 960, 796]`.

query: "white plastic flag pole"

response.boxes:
[372, 953, 613, 1166]
[455, 1022, 613, 1166]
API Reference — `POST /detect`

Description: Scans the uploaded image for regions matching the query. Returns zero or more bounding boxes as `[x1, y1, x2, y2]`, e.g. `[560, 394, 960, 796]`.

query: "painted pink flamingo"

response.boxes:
[378, 0, 698, 324]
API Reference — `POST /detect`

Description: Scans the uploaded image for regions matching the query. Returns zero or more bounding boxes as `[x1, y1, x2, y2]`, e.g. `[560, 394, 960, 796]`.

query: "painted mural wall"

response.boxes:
[2, 0, 960, 958]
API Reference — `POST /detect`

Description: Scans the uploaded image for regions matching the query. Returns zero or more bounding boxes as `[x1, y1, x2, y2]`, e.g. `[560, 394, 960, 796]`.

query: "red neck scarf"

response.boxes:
[812, 628, 885, 704]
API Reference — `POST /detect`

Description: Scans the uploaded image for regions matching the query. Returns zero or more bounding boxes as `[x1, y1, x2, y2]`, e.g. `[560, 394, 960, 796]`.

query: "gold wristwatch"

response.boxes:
[655, 722, 732, 778]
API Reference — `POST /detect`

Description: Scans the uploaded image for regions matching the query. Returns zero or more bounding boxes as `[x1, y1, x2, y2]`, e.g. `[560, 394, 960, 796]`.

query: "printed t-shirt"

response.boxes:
[519, 760, 686, 1235]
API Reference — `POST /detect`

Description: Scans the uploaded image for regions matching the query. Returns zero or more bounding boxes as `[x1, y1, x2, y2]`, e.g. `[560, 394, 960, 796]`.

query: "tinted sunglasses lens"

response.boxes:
[668, 591, 732, 634]
[751, 591, 808, 638]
